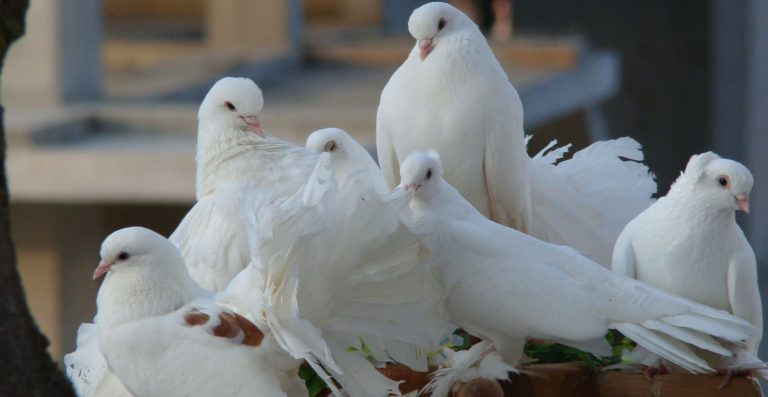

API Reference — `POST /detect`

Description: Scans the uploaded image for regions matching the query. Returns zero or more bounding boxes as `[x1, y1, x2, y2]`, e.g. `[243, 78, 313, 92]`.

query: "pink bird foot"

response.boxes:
[716, 368, 752, 389]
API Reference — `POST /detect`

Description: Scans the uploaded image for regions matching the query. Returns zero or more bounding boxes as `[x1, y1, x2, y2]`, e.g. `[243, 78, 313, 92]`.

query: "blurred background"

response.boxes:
[2, 0, 766, 364]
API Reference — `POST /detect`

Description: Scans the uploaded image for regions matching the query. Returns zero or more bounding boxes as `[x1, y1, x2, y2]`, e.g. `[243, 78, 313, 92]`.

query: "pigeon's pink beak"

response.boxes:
[240, 115, 264, 138]
[404, 183, 420, 192]
[736, 194, 750, 214]
[419, 38, 433, 60]
[93, 259, 113, 280]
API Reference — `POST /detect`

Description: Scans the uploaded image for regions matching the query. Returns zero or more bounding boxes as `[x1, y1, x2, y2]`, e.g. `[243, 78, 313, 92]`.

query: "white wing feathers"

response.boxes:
[605, 276, 754, 373]
[221, 153, 451, 396]
[610, 229, 637, 278]
[727, 246, 763, 353]
[170, 182, 253, 292]
[529, 136, 656, 266]
[483, 112, 531, 233]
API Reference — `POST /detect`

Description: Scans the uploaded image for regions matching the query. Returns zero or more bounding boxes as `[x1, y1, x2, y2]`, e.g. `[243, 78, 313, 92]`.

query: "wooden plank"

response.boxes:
[378, 363, 762, 396]
[598, 371, 762, 397]
[503, 362, 597, 397]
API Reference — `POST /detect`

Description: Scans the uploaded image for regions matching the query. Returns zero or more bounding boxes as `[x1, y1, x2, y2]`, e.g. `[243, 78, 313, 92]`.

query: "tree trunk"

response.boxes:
[0, 1, 75, 396]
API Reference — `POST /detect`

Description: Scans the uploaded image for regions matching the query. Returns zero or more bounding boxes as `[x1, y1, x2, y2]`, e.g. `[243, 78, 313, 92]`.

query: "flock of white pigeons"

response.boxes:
[63, 2, 764, 397]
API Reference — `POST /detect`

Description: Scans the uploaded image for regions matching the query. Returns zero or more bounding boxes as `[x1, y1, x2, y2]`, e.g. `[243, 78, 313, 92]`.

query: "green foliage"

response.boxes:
[345, 336, 376, 361]
[446, 329, 473, 351]
[298, 364, 327, 397]
[604, 329, 636, 363]
[524, 340, 605, 367]
[523, 330, 637, 368]
[298, 330, 640, 396]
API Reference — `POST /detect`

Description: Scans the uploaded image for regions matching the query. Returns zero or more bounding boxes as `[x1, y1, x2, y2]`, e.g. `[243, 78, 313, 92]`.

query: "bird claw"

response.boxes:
[716, 368, 750, 389]
[642, 366, 657, 382]
[642, 363, 668, 382]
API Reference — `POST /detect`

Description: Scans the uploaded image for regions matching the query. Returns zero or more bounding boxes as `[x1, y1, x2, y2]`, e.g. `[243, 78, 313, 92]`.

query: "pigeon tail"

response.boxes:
[528, 136, 657, 266]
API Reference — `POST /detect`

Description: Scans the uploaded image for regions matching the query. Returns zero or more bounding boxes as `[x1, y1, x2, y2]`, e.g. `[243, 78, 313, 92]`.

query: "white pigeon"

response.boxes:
[377, 2, 656, 266]
[170, 77, 318, 291]
[72, 227, 305, 397]
[393, 151, 755, 382]
[215, 146, 452, 397]
[612, 152, 764, 371]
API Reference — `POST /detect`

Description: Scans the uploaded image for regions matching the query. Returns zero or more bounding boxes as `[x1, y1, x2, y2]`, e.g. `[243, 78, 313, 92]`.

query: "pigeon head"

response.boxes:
[198, 77, 265, 138]
[95, 227, 202, 327]
[399, 150, 444, 195]
[306, 127, 351, 156]
[408, 2, 476, 60]
[682, 152, 753, 213]
[95, 227, 186, 280]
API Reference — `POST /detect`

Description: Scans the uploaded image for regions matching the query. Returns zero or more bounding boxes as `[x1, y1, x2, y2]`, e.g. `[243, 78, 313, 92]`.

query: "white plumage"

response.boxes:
[83, 227, 303, 397]
[65, 323, 132, 397]
[166, 77, 450, 396]
[394, 151, 755, 379]
[218, 135, 452, 397]
[424, 341, 514, 397]
[170, 77, 318, 291]
[377, 2, 656, 266]
[528, 137, 657, 265]
[612, 152, 763, 371]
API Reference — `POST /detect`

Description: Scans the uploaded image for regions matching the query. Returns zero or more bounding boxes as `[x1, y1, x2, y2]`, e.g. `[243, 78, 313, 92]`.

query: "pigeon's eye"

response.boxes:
[117, 251, 130, 261]
[426, 168, 433, 179]
[324, 140, 337, 152]
[225, 101, 236, 111]
[717, 175, 729, 188]
[437, 18, 446, 31]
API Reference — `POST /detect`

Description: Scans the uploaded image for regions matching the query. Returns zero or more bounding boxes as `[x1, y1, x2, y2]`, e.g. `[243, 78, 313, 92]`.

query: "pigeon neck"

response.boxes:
[408, 31, 493, 94]
[196, 122, 255, 196]
[194, 121, 317, 199]
[430, 31, 505, 85]
[411, 179, 480, 225]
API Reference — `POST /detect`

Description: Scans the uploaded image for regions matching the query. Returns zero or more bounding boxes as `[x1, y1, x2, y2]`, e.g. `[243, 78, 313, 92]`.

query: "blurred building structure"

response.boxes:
[4, 0, 764, 364]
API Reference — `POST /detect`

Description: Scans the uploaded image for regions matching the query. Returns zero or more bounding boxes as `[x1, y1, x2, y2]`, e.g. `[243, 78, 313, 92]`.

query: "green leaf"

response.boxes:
[359, 336, 374, 359]
[449, 329, 473, 351]
[524, 340, 605, 368]
[298, 364, 329, 397]
[306, 377, 327, 397]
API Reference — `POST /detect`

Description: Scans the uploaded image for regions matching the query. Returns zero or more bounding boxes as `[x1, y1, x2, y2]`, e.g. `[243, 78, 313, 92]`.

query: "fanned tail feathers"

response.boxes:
[528, 136, 656, 266]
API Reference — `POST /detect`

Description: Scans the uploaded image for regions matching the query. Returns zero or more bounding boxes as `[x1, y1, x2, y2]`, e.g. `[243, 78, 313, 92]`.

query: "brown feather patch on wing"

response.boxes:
[185, 307, 264, 347]
[213, 312, 265, 347]
[234, 312, 265, 347]
[213, 312, 239, 338]
[183, 308, 210, 326]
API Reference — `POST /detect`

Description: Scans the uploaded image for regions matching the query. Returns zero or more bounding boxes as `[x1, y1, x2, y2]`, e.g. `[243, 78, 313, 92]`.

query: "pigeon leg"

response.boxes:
[642, 362, 670, 382]
[717, 368, 752, 389]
